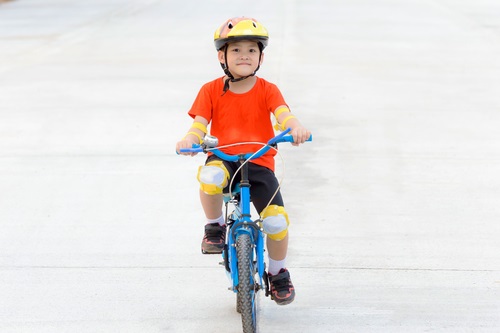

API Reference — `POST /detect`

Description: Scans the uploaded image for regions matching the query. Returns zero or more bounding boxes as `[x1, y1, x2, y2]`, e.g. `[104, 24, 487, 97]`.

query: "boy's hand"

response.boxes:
[176, 138, 199, 156]
[290, 126, 311, 146]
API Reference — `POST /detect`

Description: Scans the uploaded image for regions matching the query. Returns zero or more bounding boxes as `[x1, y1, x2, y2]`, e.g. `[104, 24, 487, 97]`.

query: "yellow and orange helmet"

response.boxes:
[214, 17, 269, 51]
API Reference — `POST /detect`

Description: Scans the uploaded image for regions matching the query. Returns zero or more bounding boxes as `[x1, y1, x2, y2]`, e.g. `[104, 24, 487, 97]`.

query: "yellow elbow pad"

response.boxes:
[274, 115, 297, 131]
[191, 122, 207, 134]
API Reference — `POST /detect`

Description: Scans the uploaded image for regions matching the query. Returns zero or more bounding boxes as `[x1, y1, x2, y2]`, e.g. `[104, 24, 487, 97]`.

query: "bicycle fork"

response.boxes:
[220, 212, 269, 295]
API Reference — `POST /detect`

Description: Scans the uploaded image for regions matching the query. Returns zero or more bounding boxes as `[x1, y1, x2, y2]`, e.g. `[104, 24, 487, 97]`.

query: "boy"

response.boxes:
[176, 17, 311, 305]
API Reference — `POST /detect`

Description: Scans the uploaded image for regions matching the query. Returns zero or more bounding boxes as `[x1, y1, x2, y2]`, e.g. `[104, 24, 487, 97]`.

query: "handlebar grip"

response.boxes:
[277, 134, 313, 143]
[179, 143, 203, 153]
[179, 148, 204, 153]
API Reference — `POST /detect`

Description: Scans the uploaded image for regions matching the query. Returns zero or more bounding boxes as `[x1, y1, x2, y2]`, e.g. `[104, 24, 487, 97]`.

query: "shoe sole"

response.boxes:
[201, 249, 223, 254]
[272, 295, 295, 305]
[201, 244, 224, 254]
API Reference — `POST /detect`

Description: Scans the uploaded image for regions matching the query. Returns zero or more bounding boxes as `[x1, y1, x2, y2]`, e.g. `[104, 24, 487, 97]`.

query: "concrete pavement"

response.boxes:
[1, 0, 499, 332]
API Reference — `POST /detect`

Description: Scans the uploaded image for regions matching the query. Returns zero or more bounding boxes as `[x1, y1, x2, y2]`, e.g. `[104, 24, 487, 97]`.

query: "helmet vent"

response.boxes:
[228, 22, 233, 29]
[252, 21, 257, 28]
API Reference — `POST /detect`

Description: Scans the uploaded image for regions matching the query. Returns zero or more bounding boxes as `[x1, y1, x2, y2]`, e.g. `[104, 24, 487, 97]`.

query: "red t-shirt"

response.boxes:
[188, 77, 288, 171]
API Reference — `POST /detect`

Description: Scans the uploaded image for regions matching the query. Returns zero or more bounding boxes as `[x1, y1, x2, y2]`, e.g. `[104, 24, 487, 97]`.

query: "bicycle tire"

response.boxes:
[237, 292, 242, 313]
[236, 233, 257, 333]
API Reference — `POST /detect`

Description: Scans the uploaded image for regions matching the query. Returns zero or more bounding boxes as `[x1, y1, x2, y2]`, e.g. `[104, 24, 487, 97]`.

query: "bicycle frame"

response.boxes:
[205, 129, 298, 294]
[223, 155, 266, 294]
[180, 128, 311, 332]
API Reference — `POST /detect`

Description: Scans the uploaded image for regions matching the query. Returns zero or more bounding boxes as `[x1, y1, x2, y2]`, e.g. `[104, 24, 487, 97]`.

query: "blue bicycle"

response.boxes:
[181, 128, 311, 333]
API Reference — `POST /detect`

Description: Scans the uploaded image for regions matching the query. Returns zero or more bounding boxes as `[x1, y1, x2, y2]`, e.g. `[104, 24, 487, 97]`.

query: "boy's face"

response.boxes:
[218, 40, 263, 79]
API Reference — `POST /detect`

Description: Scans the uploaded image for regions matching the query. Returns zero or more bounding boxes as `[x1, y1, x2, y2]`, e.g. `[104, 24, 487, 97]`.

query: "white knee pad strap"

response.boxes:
[262, 215, 288, 235]
[260, 205, 290, 241]
[197, 160, 229, 195]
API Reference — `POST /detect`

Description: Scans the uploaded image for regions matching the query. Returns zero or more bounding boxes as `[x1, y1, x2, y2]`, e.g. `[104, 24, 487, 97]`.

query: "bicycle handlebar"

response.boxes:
[179, 128, 312, 162]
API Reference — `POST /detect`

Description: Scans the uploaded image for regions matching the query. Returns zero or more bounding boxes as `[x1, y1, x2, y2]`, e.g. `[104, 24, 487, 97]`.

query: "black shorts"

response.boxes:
[206, 155, 284, 213]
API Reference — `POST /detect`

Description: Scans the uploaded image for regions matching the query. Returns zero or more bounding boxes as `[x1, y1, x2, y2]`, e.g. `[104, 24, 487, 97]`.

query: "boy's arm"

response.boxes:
[273, 105, 311, 146]
[176, 116, 209, 155]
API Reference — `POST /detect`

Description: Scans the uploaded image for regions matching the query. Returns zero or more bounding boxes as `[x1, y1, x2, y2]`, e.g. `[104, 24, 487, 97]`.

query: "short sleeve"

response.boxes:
[264, 81, 288, 113]
[188, 82, 214, 121]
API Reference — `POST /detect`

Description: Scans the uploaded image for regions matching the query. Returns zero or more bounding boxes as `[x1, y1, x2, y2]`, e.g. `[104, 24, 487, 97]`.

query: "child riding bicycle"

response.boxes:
[175, 17, 311, 305]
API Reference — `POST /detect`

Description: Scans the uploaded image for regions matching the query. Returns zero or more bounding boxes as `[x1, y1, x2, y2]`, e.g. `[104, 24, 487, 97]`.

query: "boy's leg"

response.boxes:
[248, 164, 296, 305]
[266, 233, 295, 305]
[198, 157, 233, 254]
[267, 233, 288, 262]
[199, 189, 223, 220]
[199, 190, 226, 254]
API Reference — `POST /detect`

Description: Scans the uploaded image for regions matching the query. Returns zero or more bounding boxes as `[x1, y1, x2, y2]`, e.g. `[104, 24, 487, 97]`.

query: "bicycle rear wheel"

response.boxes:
[236, 233, 257, 333]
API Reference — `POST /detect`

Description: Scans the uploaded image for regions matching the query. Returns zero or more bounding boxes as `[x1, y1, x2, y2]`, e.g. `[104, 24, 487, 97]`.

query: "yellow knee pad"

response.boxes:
[197, 160, 229, 195]
[260, 205, 290, 241]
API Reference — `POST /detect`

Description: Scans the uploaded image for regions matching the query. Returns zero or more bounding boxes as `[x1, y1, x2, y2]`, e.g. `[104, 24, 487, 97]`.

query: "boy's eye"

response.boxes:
[229, 46, 258, 53]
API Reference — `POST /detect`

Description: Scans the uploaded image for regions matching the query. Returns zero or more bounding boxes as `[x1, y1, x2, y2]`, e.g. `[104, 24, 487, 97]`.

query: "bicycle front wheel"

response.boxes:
[236, 233, 257, 333]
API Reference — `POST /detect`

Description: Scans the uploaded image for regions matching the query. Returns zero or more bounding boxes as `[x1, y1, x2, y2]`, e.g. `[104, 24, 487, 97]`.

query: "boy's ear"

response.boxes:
[217, 50, 225, 63]
[260, 52, 265, 65]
